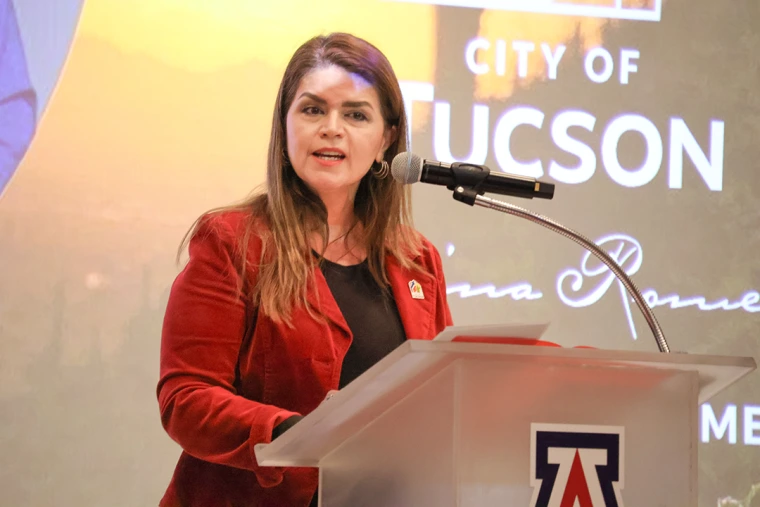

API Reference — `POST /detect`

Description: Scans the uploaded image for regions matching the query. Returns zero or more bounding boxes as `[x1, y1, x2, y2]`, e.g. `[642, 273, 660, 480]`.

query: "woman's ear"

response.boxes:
[378, 125, 398, 161]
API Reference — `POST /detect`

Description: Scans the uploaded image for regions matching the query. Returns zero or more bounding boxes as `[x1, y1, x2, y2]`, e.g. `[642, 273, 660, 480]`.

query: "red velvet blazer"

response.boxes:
[157, 211, 453, 507]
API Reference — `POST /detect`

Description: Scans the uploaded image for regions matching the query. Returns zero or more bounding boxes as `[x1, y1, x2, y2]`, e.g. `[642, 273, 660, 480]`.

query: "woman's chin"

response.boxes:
[305, 179, 362, 201]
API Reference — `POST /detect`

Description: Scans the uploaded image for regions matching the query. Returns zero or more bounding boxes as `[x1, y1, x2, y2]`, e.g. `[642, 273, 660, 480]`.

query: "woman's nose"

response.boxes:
[319, 112, 344, 138]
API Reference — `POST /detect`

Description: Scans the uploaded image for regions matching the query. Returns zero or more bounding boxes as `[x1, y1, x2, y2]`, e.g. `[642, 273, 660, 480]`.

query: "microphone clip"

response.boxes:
[447, 163, 490, 206]
[452, 185, 480, 206]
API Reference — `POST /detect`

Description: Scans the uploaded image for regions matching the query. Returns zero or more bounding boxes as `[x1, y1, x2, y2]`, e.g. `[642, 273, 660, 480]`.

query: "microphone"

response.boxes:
[390, 152, 554, 200]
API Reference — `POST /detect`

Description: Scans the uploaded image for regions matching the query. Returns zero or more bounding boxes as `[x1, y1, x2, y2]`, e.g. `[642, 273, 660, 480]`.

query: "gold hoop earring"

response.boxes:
[372, 160, 390, 179]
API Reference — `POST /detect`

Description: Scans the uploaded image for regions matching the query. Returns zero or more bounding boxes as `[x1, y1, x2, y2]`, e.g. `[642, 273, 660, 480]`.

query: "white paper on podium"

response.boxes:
[432, 323, 551, 343]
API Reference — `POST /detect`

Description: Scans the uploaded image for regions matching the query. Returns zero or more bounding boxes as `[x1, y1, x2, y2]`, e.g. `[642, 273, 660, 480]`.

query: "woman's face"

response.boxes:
[285, 65, 393, 203]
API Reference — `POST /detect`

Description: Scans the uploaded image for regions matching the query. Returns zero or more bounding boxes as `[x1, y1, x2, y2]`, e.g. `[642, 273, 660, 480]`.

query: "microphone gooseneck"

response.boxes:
[391, 151, 670, 354]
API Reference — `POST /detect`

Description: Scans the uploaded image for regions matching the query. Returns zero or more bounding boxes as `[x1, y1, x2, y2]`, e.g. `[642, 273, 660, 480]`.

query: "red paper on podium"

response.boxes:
[433, 324, 596, 349]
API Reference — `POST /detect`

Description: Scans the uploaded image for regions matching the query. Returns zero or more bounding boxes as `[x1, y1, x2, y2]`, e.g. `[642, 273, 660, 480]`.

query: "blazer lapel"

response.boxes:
[386, 255, 436, 341]
[305, 254, 438, 341]
[307, 264, 352, 338]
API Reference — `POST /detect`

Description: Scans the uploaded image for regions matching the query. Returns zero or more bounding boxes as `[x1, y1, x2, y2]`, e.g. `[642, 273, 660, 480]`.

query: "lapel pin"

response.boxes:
[408, 280, 425, 300]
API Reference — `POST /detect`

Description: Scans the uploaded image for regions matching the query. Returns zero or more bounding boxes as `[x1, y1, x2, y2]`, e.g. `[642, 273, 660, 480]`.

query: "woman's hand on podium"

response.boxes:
[270, 390, 339, 440]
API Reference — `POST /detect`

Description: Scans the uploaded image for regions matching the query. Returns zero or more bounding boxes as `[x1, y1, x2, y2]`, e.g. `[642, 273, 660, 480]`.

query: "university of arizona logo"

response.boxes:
[530, 423, 625, 507]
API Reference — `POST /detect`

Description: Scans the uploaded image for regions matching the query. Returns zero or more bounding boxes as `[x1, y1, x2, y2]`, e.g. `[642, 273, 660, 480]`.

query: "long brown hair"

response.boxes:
[184, 32, 422, 324]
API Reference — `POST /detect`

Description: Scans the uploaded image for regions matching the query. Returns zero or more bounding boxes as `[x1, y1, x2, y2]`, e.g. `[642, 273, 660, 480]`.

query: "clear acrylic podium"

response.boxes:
[254, 333, 756, 506]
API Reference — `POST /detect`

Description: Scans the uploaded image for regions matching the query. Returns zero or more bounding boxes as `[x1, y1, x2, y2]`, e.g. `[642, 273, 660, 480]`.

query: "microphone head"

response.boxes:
[391, 152, 423, 185]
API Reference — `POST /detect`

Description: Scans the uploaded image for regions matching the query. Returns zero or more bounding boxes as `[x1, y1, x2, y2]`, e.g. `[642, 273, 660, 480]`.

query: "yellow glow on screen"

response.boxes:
[475, 9, 608, 99]
[78, 0, 437, 83]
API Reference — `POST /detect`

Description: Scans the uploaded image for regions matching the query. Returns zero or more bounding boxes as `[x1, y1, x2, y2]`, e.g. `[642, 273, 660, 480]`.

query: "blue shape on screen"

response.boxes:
[0, 0, 37, 196]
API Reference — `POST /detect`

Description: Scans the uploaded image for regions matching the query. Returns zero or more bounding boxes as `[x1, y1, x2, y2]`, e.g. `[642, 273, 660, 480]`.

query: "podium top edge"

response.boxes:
[405, 340, 757, 369]
[254, 340, 755, 467]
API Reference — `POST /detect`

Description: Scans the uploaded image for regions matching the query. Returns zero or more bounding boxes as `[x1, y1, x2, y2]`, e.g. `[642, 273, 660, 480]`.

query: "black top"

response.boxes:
[272, 256, 408, 506]
[271, 255, 408, 439]
[319, 256, 407, 388]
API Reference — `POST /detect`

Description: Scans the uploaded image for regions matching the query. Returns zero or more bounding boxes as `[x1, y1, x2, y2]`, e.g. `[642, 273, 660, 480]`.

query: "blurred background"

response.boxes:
[0, 0, 757, 505]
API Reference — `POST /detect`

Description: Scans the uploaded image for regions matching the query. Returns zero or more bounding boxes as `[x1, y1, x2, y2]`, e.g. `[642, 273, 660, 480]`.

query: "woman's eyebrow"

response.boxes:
[297, 92, 374, 110]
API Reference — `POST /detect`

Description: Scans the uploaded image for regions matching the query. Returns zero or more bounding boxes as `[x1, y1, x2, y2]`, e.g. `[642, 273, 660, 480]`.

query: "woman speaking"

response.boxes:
[157, 32, 452, 506]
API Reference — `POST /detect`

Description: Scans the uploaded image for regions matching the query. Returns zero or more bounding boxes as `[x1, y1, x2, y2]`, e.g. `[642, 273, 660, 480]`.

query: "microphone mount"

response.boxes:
[432, 161, 490, 194]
